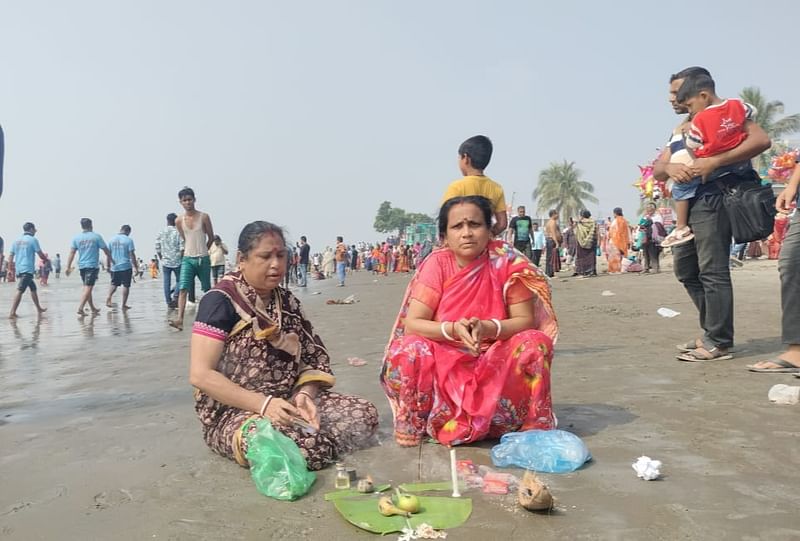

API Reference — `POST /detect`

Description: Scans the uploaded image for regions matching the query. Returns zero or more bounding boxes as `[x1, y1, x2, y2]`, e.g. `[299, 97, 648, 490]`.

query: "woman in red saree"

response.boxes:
[380, 196, 558, 447]
[607, 207, 630, 274]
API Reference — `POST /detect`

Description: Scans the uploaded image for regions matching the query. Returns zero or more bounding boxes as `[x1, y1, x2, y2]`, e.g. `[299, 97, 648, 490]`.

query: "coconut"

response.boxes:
[356, 476, 374, 493]
[517, 471, 553, 512]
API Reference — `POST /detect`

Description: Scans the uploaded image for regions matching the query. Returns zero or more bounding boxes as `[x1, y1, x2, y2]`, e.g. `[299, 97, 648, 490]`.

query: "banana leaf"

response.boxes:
[331, 495, 472, 534]
[398, 481, 465, 493]
[323, 484, 392, 501]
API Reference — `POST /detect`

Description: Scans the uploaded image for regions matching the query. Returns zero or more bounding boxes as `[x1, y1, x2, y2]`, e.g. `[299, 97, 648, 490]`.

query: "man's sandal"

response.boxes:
[676, 347, 733, 362]
[676, 338, 703, 353]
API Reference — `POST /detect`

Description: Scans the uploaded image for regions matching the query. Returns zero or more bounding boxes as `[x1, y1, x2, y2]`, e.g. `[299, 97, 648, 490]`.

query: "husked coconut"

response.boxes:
[517, 470, 553, 512]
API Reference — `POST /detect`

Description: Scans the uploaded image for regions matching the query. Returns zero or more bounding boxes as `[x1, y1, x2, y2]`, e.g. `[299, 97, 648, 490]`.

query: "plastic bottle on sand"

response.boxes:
[768, 384, 800, 405]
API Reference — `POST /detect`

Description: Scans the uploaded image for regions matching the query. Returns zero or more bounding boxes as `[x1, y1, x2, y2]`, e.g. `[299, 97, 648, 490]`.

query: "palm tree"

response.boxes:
[532, 160, 598, 222]
[740, 87, 800, 172]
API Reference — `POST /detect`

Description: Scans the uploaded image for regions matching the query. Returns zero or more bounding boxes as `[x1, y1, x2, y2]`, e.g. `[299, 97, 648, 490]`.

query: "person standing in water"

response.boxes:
[8, 222, 49, 318]
[65, 218, 113, 316]
[171, 187, 215, 330]
[106, 225, 138, 310]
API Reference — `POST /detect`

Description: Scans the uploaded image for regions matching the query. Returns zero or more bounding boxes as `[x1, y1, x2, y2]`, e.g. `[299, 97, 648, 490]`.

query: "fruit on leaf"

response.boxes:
[394, 488, 421, 514]
[378, 496, 409, 517]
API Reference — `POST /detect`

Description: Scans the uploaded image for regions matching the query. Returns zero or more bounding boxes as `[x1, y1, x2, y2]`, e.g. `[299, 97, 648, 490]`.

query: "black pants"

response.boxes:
[672, 194, 734, 349]
[545, 239, 560, 277]
[532, 249, 543, 267]
[513, 241, 532, 259]
[642, 243, 661, 273]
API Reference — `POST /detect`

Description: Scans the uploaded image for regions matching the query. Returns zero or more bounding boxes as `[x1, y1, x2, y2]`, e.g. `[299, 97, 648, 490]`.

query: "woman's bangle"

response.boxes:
[259, 395, 273, 417]
[297, 389, 315, 401]
[441, 321, 455, 341]
[490, 318, 502, 340]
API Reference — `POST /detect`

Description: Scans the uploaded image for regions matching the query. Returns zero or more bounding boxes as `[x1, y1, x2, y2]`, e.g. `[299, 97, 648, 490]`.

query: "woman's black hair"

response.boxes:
[438, 196, 493, 239]
[580, 209, 591, 219]
[238, 221, 286, 257]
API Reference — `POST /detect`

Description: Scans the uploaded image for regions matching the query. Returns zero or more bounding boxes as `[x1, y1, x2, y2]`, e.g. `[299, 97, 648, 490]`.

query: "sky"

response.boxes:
[2, 0, 799, 257]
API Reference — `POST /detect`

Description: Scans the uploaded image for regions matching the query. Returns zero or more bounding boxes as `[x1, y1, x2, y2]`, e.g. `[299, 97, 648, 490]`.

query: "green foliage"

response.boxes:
[740, 87, 800, 172]
[532, 160, 598, 222]
[374, 201, 434, 235]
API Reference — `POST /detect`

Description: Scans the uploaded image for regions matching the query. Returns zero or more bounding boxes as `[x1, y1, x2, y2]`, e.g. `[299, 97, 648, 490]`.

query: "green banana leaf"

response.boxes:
[323, 484, 392, 501]
[331, 495, 472, 535]
[398, 481, 466, 493]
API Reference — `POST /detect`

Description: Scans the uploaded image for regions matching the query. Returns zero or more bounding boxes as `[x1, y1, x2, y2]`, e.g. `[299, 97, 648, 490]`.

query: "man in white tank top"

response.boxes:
[170, 187, 215, 330]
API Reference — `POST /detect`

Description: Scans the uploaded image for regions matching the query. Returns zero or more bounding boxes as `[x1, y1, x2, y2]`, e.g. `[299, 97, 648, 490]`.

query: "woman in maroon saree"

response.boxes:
[380, 196, 558, 447]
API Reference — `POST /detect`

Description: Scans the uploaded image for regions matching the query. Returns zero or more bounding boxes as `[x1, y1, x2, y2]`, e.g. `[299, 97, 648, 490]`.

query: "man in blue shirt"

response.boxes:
[65, 218, 113, 316]
[106, 224, 137, 311]
[8, 222, 49, 318]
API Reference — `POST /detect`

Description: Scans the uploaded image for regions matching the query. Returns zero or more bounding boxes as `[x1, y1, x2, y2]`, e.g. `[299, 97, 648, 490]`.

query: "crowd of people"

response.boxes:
[1, 65, 798, 481]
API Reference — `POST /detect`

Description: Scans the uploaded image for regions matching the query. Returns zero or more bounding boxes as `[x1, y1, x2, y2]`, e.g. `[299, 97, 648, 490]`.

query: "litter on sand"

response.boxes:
[656, 307, 680, 318]
[327, 295, 358, 305]
[601, 290, 616, 296]
[632, 456, 662, 480]
[347, 357, 368, 367]
[768, 384, 800, 405]
[398, 523, 447, 540]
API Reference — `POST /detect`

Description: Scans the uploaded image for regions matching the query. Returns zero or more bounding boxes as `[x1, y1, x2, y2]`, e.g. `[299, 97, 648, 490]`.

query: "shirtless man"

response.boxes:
[544, 209, 562, 277]
[170, 187, 215, 330]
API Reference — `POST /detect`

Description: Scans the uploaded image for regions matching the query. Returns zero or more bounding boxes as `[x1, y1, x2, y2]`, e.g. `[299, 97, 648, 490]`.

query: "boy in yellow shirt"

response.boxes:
[441, 135, 508, 235]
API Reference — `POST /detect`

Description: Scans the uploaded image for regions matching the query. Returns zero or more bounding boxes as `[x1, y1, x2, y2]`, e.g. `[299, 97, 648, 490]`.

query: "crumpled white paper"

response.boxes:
[632, 455, 662, 480]
[656, 307, 680, 318]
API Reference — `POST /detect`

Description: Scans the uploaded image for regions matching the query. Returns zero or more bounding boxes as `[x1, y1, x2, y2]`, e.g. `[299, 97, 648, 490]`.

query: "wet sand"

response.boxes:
[1, 262, 798, 540]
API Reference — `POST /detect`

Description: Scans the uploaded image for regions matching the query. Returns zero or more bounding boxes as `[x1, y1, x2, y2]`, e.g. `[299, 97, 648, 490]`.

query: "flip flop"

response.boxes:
[676, 347, 733, 362]
[746, 358, 800, 373]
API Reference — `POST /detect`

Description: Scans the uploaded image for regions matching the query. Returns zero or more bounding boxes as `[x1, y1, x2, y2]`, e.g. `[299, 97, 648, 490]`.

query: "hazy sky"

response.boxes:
[2, 1, 799, 257]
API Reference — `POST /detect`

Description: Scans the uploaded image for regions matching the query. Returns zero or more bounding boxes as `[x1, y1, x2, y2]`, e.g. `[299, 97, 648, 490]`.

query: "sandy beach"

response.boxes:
[1, 261, 798, 541]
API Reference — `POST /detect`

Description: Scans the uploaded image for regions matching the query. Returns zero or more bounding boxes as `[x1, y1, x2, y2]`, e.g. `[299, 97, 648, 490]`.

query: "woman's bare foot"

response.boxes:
[8, 313, 18, 319]
[122, 305, 132, 311]
[91, 307, 101, 315]
[169, 320, 183, 331]
[37, 307, 47, 314]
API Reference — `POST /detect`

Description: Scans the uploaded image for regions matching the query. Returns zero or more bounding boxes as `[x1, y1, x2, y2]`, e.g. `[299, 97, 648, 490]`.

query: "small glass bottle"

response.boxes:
[334, 462, 350, 489]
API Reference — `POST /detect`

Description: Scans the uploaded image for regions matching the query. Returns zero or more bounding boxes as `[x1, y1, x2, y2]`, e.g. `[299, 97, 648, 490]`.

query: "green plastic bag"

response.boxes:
[244, 418, 316, 500]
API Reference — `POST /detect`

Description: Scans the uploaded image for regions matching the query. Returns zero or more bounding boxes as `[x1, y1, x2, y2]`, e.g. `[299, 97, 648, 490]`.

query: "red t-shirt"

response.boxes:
[685, 99, 755, 158]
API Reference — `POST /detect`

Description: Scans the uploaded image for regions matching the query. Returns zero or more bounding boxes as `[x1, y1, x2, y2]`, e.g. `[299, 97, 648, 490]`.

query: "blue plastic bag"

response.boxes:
[490, 429, 591, 473]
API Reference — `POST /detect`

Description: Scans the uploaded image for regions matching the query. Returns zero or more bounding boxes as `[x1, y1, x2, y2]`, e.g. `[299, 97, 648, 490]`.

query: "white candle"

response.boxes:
[449, 447, 461, 497]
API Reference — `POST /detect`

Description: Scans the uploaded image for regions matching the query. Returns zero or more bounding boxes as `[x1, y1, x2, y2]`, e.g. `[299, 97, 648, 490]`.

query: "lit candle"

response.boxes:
[449, 447, 460, 498]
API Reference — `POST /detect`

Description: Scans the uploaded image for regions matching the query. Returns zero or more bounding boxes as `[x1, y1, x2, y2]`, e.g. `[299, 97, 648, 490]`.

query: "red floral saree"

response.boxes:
[380, 241, 558, 446]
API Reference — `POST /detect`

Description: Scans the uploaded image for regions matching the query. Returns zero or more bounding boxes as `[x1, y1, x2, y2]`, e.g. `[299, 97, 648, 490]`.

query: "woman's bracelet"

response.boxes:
[259, 395, 273, 417]
[490, 318, 502, 340]
[440, 321, 455, 341]
[297, 389, 315, 401]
